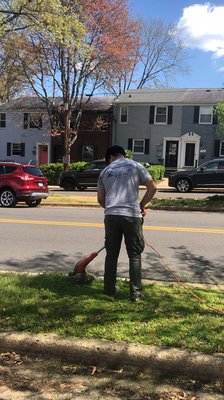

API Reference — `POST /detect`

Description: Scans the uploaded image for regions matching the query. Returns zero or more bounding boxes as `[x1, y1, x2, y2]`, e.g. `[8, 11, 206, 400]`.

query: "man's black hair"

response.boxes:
[105, 145, 125, 164]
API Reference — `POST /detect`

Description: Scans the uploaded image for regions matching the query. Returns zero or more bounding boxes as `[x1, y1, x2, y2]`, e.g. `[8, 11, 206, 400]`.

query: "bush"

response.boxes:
[40, 162, 87, 185]
[40, 161, 165, 185]
[147, 165, 165, 181]
[39, 163, 64, 185]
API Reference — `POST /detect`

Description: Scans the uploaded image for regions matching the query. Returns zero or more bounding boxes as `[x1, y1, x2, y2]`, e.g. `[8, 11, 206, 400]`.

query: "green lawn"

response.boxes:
[42, 194, 224, 211]
[1, 273, 223, 354]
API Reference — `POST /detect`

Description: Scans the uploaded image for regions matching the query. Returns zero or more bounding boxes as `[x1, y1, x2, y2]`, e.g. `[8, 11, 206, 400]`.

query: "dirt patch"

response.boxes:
[0, 352, 223, 400]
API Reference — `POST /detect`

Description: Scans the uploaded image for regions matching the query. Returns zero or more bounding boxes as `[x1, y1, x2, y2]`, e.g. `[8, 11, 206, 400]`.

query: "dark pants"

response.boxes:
[104, 215, 145, 298]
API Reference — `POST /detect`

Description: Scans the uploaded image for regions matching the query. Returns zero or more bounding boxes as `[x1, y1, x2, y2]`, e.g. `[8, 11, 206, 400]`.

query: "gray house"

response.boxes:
[0, 96, 113, 165]
[113, 88, 224, 170]
[0, 97, 51, 165]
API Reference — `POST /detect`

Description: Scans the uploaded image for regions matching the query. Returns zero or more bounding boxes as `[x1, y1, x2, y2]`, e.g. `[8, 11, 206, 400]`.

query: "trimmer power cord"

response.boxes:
[143, 237, 224, 316]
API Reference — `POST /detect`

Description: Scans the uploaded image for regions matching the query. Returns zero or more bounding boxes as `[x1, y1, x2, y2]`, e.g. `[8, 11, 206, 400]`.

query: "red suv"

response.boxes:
[0, 162, 49, 207]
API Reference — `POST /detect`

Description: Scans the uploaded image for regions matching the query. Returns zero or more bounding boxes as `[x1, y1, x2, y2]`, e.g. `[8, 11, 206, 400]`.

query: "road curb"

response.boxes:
[0, 332, 223, 382]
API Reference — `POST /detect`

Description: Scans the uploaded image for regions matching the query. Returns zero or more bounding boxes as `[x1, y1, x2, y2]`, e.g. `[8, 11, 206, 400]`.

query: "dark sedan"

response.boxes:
[168, 158, 224, 192]
[58, 160, 107, 191]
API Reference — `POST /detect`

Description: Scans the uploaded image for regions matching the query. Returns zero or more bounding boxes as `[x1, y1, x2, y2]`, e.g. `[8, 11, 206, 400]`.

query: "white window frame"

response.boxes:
[199, 106, 213, 124]
[120, 106, 128, 124]
[220, 140, 224, 156]
[154, 106, 167, 124]
[133, 139, 145, 154]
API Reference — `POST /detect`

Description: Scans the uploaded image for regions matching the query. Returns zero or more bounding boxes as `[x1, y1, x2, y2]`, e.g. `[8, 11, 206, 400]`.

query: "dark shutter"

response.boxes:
[128, 138, 133, 151]
[193, 106, 199, 123]
[213, 108, 218, 125]
[214, 140, 220, 157]
[168, 106, 173, 124]
[145, 139, 149, 154]
[149, 106, 155, 124]
[21, 143, 25, 157]
[38, 114, 42, 129]
[24, 113, 29, 129]
[7, 142, 11, 156]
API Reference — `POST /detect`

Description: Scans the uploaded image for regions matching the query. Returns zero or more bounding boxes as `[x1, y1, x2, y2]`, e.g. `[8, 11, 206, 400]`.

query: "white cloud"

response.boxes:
[177, 3, 224, 58]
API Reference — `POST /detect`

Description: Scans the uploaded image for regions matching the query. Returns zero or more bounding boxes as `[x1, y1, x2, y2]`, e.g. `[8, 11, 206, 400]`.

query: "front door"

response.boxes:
[185, 143, 195, 167]
[165, 141, 179, 168]
[38, 144, 48, 165]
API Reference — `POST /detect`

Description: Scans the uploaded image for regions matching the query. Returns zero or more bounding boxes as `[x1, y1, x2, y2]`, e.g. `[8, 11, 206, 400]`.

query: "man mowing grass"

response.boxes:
[97, 145, 157, 302]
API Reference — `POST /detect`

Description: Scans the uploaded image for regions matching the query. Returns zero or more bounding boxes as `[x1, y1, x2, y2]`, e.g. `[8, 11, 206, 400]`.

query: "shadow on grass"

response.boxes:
[1, 271, 223, 352]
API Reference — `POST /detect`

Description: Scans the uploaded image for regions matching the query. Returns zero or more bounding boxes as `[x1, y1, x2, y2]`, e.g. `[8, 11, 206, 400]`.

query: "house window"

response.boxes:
[94, 114, 108, 132]
[0, 113, 6, 128]
[7, 142, 25, 156]
[221, 141, 224, 156]
[12, 143, 22, 155]
[133, 139, 145, 154]
[99, 114, 108, 131]
[82, 145, 94, 161]
[199, 106, 213, 124]
[155, 107, 167, 124]
[120, 106, 128, 123]
[24, 113, 42, 129]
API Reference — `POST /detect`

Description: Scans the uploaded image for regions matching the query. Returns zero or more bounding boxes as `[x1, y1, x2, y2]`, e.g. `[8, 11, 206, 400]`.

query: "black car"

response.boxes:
[168, 158, 224, 192]
[58, 160, 107, 191]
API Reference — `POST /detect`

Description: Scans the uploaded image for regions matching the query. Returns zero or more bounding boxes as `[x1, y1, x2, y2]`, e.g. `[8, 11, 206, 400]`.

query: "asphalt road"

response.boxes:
[0, 207, 223, 286]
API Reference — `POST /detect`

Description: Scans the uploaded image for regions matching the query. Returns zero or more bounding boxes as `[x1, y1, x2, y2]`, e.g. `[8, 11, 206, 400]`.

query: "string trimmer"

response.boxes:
[68, 246, 105, 284]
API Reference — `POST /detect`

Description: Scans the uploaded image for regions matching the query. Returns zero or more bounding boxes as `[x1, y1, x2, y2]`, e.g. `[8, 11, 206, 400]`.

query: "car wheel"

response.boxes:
[62, 178, 76, 191]
[0, 188, 17, 207]
[26, 199, 42, 207]
[176, 178, 192, 193]
[77, 186, 87, 191]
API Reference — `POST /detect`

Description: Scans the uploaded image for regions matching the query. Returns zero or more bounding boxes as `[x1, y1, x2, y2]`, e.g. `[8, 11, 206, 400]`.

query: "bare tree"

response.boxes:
[107, 19, 190, 96]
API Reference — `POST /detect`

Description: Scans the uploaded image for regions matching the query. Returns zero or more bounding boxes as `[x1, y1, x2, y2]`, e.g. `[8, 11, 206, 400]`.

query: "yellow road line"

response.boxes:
[0, 218, 224, 234]
[0, 218, 103, 228]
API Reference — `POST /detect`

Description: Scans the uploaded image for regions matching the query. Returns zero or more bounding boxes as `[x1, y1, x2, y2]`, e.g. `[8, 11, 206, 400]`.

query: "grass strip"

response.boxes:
[42, 194, 224, 211]
[150, 195, 224, 211]
[0, 272, 223, 354]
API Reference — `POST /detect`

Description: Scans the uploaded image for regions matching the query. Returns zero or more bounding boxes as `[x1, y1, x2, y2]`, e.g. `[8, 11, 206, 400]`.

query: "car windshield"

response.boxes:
[23, 167, 43, 177]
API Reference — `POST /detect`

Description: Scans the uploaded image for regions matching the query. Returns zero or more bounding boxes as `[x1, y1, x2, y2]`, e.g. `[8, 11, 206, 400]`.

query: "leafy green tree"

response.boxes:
[8, 0, 139, 170]
[0, 0, 84, 101]
[0, 0, 83, 42]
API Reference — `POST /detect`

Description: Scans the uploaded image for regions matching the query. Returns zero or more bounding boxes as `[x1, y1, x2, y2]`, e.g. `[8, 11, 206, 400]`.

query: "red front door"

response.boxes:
[38, 145, 48, 165]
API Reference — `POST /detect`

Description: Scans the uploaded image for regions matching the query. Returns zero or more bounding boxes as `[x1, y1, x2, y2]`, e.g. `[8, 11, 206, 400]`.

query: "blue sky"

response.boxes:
[128, 0, 224, 88]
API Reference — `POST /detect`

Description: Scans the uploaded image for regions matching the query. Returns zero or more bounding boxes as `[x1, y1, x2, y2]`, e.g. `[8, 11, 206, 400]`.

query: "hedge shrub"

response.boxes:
[39, 162, 87, 185]
[40, 162, 165, 185]
[147, 165, 165, 181]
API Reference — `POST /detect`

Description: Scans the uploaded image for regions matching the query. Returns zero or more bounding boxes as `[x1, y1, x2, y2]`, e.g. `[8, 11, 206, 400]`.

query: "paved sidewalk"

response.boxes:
[156, 177, 169, 189]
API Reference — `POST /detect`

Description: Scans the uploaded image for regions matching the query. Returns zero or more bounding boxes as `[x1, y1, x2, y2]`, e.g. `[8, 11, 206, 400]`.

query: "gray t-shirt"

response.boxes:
[97, 158, 151, 217]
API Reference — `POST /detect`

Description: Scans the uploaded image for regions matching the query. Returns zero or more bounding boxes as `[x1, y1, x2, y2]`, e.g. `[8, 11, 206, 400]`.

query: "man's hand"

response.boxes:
[141, 209, 147, 218]
[140, 178, 157, 210]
